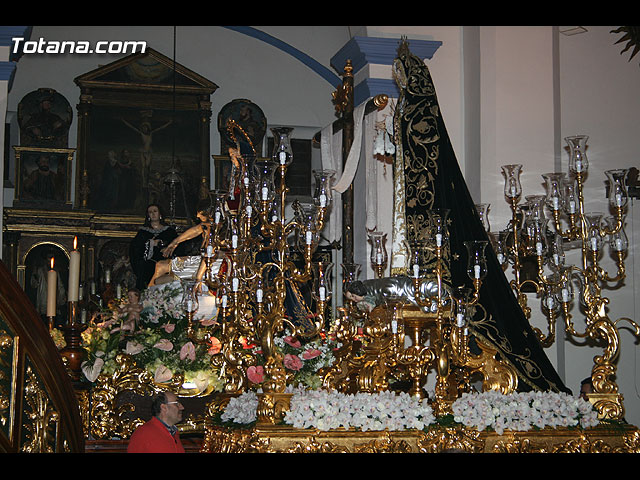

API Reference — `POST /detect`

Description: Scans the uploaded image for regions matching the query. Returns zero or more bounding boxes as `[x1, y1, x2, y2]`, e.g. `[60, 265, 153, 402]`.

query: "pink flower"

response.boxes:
[247, 365, 265, 384]
[302, 348, 322, 360]
[125, 341, 144, 355]
[200, 316, 217, 327]
[163, 323, 176, 333]
[153, 339, 174, 351]
[284, 336, 301, 348]
[284, 354, 303, 371]
[180, 342, 196, 362]
[154, 365, 173, 383]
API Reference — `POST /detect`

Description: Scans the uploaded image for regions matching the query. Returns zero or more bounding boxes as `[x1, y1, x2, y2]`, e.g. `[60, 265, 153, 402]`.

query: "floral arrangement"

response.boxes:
[244, 330, 340, 391]
[285, 389, 435, 431]
[219, 388, 599, 434]
[79, 283, 224, 394]
[451, 390, 600, 434]
[220, 388, 435, 432]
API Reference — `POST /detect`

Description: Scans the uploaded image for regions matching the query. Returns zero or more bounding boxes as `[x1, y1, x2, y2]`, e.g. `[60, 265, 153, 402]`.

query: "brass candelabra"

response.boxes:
[323, 210, 518, 416]
[188, 122, 335, 424]
[495, 135, 640, 420]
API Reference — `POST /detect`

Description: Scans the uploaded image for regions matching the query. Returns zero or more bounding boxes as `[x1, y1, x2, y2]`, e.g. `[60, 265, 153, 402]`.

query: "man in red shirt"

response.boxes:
[127, 391, 186, 453]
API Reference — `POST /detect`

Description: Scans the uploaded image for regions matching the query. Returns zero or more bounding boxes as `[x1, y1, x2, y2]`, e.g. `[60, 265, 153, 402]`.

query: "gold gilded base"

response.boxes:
[201, 424, 640, 453]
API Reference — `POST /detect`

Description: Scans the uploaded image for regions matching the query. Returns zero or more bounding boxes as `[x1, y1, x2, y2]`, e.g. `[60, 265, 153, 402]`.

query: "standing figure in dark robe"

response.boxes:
[129, 204, 179, 290]
[390, 39, 569, 394]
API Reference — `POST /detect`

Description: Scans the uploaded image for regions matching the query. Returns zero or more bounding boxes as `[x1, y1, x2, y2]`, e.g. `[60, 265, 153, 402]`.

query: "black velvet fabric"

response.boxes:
[393, 42, 569, 393]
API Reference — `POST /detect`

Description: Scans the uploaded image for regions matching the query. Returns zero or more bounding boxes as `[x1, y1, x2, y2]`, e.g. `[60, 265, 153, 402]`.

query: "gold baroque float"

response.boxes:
[201, 424, 640, 453]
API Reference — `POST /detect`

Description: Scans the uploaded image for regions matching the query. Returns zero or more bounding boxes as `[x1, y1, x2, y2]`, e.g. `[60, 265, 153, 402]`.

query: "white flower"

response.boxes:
[81, 357, 104, 382]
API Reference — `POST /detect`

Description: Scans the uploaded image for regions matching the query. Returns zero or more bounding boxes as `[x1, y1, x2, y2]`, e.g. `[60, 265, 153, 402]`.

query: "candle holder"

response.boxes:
[495, 135, 640, 420]
[58, 301, 88, 382]
[367, 230, 388, 278]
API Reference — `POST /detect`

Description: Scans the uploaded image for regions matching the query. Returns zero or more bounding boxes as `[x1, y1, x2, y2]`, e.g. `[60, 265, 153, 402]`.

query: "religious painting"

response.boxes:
[17, 88, 73, 148]
[213, 155, 233, 192]
[14, 146, 74, 208]
[86, 105, 201, 217]
[217, 99, 267, 156]
[74, 48, 218, 219]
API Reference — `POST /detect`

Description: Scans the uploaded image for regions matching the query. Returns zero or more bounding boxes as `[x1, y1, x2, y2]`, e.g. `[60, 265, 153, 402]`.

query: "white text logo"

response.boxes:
[12, 37, 147, 55]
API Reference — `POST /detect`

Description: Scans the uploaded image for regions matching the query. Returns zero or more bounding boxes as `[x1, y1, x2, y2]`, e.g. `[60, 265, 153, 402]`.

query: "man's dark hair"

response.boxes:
[150, 392, 169, 417]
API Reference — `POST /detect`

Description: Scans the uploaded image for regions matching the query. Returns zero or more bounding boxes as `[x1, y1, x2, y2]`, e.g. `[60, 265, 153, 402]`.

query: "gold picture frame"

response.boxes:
[14, 146, 75, 208]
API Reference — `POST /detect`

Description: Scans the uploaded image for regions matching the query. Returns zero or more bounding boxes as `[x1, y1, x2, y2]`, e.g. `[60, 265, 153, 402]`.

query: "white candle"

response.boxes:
[320, 193, 326, 207]
[552, 197, 559, 210]
[207, 245, 214, 257]
[456, 313, 465, 327]
[279, 151, 287, 165]
[319, 286, 326, 301]
[536, 242, 543, 256]
[413, 264, 420, 279]
[68, 236, 80, 302]
[306, 231, 312, 245]
[391, 320, 397, 334]
[569, 201, 576, 214]
[232, 277, 239, 292]
[616, 193, 622, 207]
[510, 185, 517, 197]
[436, 233, 442, 247]
[215, 211, 221, 224]
[376, 252, 383, 264]
[591, 237, 598, 251]
[232, 234, 238, 249]
[497, 253, 505, 264]
[47, 258, 56, 317]
[116, 284, 122, 298]
[256, 288, 263, 303]
[105, 269, 111, 284]
[262, 186, 268, 201]
[474, 264, 481, 279]
[246, 205, 252, 217]
[562, 288, 569, 302]
[221, 294, 228, 308]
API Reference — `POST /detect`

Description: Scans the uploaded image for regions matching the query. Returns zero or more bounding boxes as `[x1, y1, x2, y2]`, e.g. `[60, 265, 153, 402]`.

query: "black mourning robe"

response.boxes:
[391, 39, 569, 393]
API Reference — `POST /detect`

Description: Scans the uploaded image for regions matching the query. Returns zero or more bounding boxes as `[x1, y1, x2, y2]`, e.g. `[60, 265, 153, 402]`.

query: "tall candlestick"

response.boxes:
[47, 257, 56, 317]
[68, 236, 81, 302]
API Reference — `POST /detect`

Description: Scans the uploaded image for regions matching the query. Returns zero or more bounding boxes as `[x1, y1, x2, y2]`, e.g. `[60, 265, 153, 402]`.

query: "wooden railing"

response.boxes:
[0, 259, 84, 453]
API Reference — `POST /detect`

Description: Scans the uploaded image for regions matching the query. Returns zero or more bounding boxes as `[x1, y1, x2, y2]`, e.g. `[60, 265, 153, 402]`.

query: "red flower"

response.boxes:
[283, 336, 301, 348]
[208, 337, 222, 355]
[284, 354, 303, 371]
[239, 336, 257, 349]
[247, 365, 265, 384]
[302, 348, 322, 360]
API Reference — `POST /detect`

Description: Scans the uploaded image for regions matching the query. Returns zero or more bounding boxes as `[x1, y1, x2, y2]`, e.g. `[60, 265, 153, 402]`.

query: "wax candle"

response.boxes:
[68, 236, 80, 302]
[47, 257, 56, 317]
